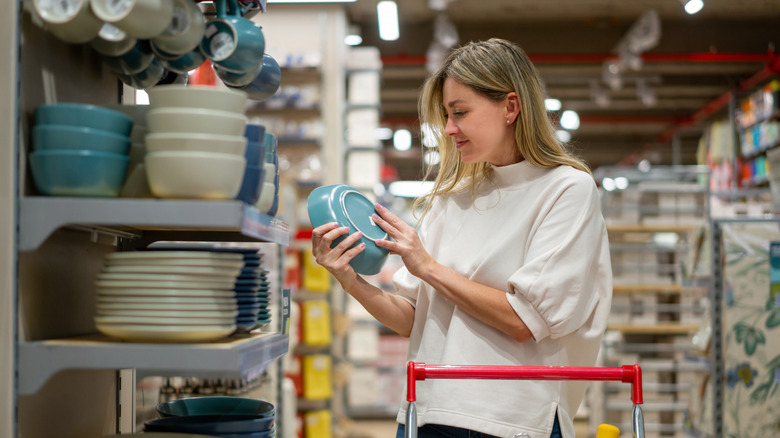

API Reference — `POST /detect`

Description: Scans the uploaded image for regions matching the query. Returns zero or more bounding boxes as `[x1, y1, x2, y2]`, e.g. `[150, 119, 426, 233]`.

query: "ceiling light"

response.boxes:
[683, 0, 703, 14]
[555, 130, 571, 143]
[377, 1, 400, 41]
[375, 127, 393, 140]
[344, 34, 362, 45]
[544, 98, 561, 111]
[614, 177, 629, 190]
[393, 128, 412, 151]
[560, 110, 580, 130]
[424, 150, 441, 166]
[602, 178, 616, 192]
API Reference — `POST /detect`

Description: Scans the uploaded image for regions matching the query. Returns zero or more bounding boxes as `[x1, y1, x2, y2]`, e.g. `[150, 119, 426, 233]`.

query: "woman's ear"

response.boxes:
[505, 92, 520, 123]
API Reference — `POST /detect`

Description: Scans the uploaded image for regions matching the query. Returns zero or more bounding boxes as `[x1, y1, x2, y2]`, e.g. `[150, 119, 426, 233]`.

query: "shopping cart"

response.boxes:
[404, 361, 645, 438]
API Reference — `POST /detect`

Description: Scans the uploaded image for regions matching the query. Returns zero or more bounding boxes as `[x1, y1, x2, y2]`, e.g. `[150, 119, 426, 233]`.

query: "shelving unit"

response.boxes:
[735, 80, 780, 187]
[595, 165, 710, 438]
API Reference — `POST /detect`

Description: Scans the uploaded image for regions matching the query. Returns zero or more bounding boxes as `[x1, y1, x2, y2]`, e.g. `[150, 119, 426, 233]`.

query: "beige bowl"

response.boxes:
[147, 85, 247, 113]
[145, 151, 246, 199]
[145, 132, 248, 156]
[146, 108, 246, 136]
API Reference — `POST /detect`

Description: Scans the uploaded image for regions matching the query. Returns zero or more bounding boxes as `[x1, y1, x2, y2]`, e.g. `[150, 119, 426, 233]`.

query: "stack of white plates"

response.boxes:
[94, 251, 245, 342]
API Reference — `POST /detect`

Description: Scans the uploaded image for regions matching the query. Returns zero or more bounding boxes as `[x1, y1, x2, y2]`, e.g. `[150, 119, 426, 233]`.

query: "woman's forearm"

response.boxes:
[340, 275, 416, 337]
[421, 262, 533, 342]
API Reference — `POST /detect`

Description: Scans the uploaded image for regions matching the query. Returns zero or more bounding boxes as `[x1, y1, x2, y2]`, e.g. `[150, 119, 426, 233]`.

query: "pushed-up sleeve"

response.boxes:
[506, 174, 611, 342]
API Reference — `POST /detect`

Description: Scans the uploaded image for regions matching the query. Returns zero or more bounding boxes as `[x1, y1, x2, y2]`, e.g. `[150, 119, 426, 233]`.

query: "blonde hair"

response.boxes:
[414, 38, 591, 220]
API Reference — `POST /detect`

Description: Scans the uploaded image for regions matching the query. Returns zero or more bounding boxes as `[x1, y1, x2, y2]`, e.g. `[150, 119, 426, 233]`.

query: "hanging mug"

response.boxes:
[151, 0, 206, 56]
[33, 0, 103, 44]
[224, 53, 282, 102]
[91, 0, 175, 40]
[152, 44, 206, 75]
[201, 0, 265, 74]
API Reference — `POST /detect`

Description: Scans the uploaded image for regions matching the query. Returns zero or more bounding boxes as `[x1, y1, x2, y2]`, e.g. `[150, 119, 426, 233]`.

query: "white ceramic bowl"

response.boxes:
[95, 288, 236, 297]
[95, 323, 236, 342]
[96, 308, 239, 319]
[145, 132, 248, 157]
[96, 301, 238, 311]
[96, 295, 238, 305]
[146, 108, 247, 136]
[147, 85, 247, 113]
[145, 151, 246, 199]
[101, 264, 241, 277]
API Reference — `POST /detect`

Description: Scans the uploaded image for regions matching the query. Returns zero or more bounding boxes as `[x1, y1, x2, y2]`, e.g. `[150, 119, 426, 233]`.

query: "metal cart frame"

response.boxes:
[405, 361, 645, 438]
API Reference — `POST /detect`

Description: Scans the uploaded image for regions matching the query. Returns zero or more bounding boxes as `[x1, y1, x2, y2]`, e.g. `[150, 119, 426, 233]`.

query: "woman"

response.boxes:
[311, 38, 612, 438]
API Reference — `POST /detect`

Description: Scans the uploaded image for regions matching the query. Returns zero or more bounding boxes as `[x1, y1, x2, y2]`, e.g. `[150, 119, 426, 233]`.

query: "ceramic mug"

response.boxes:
[213, 62, 260, 88]
[101, 39, 155, 76]
[225, 53, 281, 102]
[151, 0, 206, 56]
[117, 57, 167, 89]
[90, 23, 136, 57]
[152, 44, 206, 74]
[91, 0, 175, 39]
[200, 0, 265, 74]
[33, 0, 103, 44]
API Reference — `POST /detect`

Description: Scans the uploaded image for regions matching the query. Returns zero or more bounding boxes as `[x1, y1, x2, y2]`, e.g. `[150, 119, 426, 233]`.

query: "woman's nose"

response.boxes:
[444, 117, 457, 136]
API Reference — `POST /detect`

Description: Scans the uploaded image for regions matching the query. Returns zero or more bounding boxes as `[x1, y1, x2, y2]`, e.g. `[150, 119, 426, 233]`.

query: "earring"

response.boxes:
[506, 120, 511, 124]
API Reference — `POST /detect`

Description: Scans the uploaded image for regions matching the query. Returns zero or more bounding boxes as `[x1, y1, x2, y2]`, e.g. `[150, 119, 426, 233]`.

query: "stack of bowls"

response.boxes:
[30, 103, 134, 197]
[256, 133, 279, 215]
[144, 85, 249, 199]
[148, 396, 276, 437]
[94, 250, 244, 342]
[236, 124, 267, 205]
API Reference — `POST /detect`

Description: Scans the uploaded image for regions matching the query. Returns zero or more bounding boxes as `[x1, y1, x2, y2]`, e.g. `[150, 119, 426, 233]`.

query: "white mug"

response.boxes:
[91, 0, 175, 39]
[151, 0, 206, 56]
[33, 0, 103, 44]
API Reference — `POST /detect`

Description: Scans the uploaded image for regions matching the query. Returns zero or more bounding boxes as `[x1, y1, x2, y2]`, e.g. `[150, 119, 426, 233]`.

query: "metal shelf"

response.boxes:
[19, 197, 290, 251]
[17, 332, 288, 395]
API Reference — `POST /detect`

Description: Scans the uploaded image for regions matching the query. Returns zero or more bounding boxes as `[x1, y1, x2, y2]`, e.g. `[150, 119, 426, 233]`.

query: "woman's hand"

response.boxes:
[311, 222, 365, 288]
[372, 204, 435, 279]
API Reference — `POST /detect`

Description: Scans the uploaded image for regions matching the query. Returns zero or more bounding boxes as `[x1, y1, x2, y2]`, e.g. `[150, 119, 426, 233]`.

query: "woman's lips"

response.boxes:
[455, 140, 468, 149]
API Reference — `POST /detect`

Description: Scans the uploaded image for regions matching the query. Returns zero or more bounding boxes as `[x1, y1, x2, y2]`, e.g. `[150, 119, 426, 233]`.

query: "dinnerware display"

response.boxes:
[200, 0, 265, 74]
[94, 245, 272, 342]
[145, 151, 246, 199]
[32, 125, 131, 155]
[307, 184, 390, 275]
[147, 107, 247, 137]
[32, 0, 103, 44]
[29, 150, 130, 197]
[90, 0, 176, 40]
[157, 396, 275, 417]
[35, 103, 134, 136]
[148, 85, 247, 114]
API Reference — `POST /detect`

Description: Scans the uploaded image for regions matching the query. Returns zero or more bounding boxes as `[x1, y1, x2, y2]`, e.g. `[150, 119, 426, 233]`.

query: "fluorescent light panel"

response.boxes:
[377, 1, 399, 41]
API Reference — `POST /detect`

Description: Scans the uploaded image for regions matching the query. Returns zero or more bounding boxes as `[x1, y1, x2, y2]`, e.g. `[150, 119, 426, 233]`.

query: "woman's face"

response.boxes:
[442, 77, 520, 166]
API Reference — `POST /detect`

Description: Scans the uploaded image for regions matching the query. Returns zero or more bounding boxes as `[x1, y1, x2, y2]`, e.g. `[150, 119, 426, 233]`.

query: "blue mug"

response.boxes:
[201, 0, 265, 74]
[226, 53, 281, 102]
[117, 57, 166, 89]
[152, 43, 206, 74]
[101, 39, 154, 75]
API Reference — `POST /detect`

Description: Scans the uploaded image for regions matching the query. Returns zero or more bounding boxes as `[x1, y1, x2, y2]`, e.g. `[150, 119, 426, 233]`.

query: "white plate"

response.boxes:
[101, 264, 242, 277]
[95, 280, 234, 290]
[96, 295, 237, 304]
[97, 273, 237, 282]
[96, 302, 237, 311]
[96, 309, 239, 318]
[105, 258, 245, 269]
[95, 315, 236, 325]
[96, 288, 235, 297]
[105, 251, 243, 262]
[96, 323, 236, 343]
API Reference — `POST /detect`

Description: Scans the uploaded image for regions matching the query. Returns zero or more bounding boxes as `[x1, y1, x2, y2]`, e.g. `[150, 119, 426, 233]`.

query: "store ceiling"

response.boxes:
[344, 0, 780, 179]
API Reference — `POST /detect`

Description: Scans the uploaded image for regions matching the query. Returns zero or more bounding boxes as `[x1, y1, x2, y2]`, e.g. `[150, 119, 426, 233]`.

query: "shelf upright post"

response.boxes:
[709, 220, 725, 437]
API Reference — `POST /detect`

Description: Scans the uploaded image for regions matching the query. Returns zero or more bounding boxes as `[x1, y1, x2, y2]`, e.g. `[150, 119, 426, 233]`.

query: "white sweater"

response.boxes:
[393, 161, 612, 438]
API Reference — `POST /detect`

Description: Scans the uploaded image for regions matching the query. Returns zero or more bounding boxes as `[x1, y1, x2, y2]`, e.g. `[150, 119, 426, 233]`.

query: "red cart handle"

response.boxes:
[406, 361, 643, 405]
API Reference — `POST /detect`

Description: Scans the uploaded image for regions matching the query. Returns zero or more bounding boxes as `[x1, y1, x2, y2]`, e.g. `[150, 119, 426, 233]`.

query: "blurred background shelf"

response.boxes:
[17, 332, 288, 395]
[19, 197, 290, 251]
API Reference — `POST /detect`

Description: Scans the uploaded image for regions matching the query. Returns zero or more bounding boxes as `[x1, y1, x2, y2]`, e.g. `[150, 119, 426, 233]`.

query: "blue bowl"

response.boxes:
[144, 414, 275, 434]
[236, 164, 266, 205]
[157, 396, 275, 418]
[35, 103, 134, 137]
[244, 124, 266, 144]
[33, 125, 131, 154]
[307, 184, 389, 275]
[29, 150, 129, 197]
[244, 141, 266, 167]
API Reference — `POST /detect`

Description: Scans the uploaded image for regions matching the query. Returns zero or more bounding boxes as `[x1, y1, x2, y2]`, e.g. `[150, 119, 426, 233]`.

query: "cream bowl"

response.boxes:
[147, 85, 247, 113]
[145, 151, 246, 199]
[145, 132, 248, 156]
[146, 108, 247, 137]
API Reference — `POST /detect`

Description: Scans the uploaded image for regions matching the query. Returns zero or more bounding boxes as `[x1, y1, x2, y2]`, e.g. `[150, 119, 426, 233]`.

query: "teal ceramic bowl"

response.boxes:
[157, 396, 275, 418]
[35, 103, 134, 137]
[29, 150, 129, 197]
[307, 184, 390, 275]
[32, 125, 131, 154]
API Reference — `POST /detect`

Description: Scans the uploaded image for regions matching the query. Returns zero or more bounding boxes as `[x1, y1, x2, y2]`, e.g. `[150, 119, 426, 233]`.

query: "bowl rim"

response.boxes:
[145, 132, 248, 143]
[33, 124, 131, 140]
[30, 149, 129, 159]
[147, 107, 247, 120]
[35, 103, 134, 123]
[148, 84, 248, 98]
[145, 150, 248, 161]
